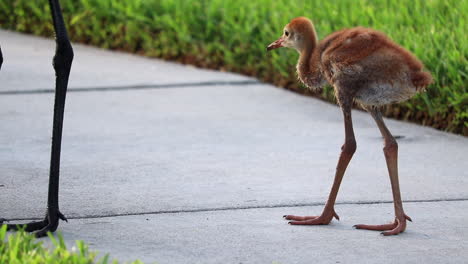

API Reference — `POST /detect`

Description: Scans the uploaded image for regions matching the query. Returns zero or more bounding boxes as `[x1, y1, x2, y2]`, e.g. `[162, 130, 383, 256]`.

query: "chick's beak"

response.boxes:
[267, 36, 285, 51]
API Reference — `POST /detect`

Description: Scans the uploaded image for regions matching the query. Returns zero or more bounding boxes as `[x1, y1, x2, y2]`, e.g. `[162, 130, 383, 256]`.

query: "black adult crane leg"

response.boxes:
[0, 0, 73, 237]
[0, 44, 3, 70]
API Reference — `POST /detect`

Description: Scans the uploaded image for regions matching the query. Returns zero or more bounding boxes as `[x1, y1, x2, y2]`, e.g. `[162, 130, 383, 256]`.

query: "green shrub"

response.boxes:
[0, 0, 466, 135]
[0, 225, 141, 264]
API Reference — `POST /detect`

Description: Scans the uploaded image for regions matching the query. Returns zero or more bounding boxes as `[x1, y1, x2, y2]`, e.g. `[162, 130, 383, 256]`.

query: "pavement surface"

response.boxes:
[1, 30, 467, 263]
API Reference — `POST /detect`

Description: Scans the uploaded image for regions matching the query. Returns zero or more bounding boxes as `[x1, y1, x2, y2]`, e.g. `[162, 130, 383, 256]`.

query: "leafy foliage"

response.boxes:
[0, 225, 142, 264]
[0, 0, 466, 134]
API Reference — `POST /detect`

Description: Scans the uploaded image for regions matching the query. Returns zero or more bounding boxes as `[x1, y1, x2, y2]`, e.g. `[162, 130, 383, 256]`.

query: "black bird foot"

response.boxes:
[1, 209, 67, 237]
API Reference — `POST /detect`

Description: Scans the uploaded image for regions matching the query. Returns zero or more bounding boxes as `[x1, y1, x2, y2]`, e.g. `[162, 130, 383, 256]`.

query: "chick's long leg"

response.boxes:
[285, 103, 356, 225]
[353, 107, 411, 236]
[0, 0, 73, 237]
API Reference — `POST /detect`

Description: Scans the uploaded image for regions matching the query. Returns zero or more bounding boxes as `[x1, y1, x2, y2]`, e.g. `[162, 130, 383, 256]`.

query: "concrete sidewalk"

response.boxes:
[1, 30, 467, 263]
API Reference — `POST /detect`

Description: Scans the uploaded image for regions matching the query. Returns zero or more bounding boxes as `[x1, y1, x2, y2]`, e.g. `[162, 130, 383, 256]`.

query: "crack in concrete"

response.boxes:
[5, 197, 468, 221]
[0, 80, 261, 95]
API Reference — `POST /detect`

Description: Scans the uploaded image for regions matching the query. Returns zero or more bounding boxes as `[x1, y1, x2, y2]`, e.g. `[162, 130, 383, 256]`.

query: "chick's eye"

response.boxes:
[284, 31, 289, 36]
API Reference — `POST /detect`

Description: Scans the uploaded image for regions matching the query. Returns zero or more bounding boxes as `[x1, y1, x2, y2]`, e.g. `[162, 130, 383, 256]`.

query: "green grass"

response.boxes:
[0, 225, 142, 264]
[0, 0, 466, 135]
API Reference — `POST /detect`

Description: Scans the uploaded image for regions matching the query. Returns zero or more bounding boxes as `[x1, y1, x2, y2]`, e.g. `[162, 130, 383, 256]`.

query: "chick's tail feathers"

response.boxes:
[411, 71, 433, 91]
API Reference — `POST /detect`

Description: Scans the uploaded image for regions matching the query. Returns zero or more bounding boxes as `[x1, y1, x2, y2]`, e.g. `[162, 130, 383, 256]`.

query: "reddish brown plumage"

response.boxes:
[268, 17, 433, 106]
[411, 71, 433, 89]
[268, 17, 432, 236]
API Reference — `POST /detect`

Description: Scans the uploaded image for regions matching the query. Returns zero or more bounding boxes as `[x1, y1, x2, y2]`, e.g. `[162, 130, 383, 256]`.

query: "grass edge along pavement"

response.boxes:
[0, 0, 466, 135]
[0, 225, 143, 264]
